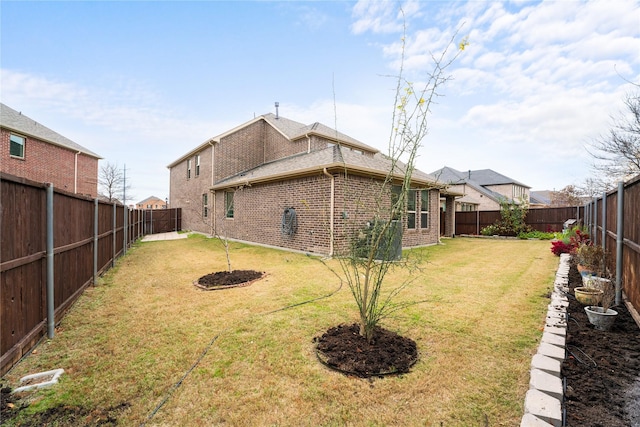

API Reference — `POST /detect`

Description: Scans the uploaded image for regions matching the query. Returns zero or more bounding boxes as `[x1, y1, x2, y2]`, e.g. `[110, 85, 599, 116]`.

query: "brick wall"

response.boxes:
[214, 174, 332, 254]
[213, 171, 441, 256]
[169, 144, 214, 235]
[1, 128, 98, 197]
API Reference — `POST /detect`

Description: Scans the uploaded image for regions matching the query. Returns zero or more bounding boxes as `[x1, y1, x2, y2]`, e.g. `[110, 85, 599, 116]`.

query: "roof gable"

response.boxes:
[1, 103, 101, 159]
[167, 112, 378, 168]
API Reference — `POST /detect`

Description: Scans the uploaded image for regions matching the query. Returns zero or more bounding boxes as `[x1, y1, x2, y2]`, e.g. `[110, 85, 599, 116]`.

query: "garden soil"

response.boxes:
[563, 264, 640, 427]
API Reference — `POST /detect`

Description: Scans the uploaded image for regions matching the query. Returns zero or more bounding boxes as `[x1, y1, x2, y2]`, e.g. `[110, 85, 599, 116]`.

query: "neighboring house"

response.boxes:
[135, 196, 167, 210]
[430, 166, 531, 211]
[530, 190, 552, 208]
[168, 112, 458, 256]
[0, 103, 101, 197]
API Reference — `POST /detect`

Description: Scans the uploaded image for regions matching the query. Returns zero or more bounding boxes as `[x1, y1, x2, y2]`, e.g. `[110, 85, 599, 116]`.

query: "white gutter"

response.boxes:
[323, 168, 335, 256]
[209, 141, 215, 235]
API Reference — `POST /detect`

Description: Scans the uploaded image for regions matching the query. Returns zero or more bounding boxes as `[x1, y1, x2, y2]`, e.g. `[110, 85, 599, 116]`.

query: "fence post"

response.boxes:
[592, 197, 598, 244]
[616, 181, 624, 305]
[46, 183, 55, 339]
[123, 205, 128, 254]
[94, 198, 98, 284]
[112, 203, 117, 267]
[476, 210, 479, 235]
[601, 191, 607, 253]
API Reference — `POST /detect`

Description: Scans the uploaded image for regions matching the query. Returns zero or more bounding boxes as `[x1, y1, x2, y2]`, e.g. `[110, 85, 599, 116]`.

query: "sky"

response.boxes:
[2, 0, 639, 203]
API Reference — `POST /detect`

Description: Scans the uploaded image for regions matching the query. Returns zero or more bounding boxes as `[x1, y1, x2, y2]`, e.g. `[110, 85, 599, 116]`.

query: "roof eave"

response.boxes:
[211, 162, 438, 191]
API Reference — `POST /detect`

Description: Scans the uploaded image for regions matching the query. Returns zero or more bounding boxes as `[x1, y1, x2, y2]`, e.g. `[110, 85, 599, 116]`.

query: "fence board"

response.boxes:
[455, 206, 584, 235]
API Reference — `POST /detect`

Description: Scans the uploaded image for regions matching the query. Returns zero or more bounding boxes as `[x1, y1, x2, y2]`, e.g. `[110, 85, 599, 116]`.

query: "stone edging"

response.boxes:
[521, 253, 570, 427]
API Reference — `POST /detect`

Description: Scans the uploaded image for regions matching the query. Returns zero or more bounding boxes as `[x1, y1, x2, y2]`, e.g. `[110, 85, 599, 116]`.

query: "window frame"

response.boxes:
[224, 191, 234, 218]
[10, 133, 25, 159]
[202, 193, 209, 218]
[187, 159, 192, 179]
[195, 155, 201, 177]
[407, 189, 417, 229]
[420, 189, 429, 229]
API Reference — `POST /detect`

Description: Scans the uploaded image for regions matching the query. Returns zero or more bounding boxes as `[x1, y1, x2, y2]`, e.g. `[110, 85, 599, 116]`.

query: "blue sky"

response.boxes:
[2, 1, 639, 203]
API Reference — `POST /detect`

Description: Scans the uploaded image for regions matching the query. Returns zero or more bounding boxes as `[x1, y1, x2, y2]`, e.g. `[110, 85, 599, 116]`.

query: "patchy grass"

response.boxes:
[2, 236, 558, 426]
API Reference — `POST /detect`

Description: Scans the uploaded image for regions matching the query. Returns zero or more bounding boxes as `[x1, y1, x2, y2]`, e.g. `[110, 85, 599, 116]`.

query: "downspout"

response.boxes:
[210, 141, 215, 235]
[74, 151, 81, 193]
[323, 168, 334, 256]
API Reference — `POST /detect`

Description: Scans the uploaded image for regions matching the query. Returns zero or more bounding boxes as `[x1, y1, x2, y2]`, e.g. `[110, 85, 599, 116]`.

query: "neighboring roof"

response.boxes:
[167, 112, 378, 168]
[530, 190, 552, 205]
[430, 166, 531, 203]
[0, 103, 101, 159]
[431, 166, 530, 188]
[136, 195, 165, 205]
[211, 145, 451, 192]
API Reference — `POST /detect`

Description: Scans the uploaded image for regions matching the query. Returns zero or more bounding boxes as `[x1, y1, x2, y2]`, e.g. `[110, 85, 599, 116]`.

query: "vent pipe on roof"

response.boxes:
[275, 102, 279, 119]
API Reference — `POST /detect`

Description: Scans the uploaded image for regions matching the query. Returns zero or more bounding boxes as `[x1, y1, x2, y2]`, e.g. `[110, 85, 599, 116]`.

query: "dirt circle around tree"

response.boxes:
[314, 323, 419, 378]
[193, 270, 265, 290]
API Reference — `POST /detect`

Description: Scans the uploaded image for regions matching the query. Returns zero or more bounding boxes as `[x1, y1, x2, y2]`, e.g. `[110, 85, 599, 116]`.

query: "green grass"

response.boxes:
[2, 236, 558, 426]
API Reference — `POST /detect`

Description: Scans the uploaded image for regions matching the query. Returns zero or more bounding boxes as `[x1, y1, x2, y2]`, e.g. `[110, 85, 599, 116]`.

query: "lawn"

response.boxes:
[2, 235, 559, 426]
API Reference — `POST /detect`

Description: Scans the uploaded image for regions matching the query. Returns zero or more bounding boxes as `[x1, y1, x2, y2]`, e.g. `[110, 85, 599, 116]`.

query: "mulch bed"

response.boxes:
[563, 264, 640, 426]
[314, 323, 419, 378]
[194, 269, 264, 290]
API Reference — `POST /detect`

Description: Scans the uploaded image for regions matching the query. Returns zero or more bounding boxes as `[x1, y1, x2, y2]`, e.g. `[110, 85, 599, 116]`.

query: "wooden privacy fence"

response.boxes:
[455, 206, 585, 236]
[584, 174, 640, 316]
[0, 173, 181, 375]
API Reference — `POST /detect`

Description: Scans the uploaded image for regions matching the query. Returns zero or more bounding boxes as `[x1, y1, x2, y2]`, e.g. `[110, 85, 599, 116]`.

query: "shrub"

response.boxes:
[518, 230, 556, 240]
[551, 240, 573, 256]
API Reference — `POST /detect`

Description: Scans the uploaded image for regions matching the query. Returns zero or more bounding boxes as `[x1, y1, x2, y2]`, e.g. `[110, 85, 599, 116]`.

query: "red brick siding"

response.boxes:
[264, 124, 307, 163]
[214, 174, 332, 254]
[169, 144, 214, 234]
[213, 171, 441, 256]
[1, 128, 98, 197]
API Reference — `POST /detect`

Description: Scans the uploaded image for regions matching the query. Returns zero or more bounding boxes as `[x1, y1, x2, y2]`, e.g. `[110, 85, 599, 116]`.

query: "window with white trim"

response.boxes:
[420, 190, 429, 229]
[195, 155, 201, 177]
[187, 159, 192, 179]
[407, 190, 417, 229]
[225, 191, 234, 218]
[10, 134, 25, 158]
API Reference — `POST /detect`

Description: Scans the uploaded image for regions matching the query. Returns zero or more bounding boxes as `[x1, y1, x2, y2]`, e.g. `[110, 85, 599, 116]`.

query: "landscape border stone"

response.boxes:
[521, 253, 570, 427]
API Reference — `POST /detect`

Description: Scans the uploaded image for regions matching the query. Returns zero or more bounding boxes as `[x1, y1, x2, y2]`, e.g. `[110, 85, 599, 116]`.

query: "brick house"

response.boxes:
[430, 166, 531, 212]
[168, 113, 458, 256]
[1, 103, 101, 197]
[135, 196, 167, 210]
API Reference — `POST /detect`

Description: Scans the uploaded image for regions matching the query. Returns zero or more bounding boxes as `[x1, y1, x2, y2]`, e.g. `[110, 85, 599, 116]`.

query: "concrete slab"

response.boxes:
[545, 316, 567, 329]
[530, 368, 563, 400]
[543, 325, 566, 337]
[538, 342, 565, 361]
[141, 232, 189, 242]
[531, 354, 562, 376]
[541, 332, 565, 347]
[521, 413, 556, 426]
[524, 389, 562, 427]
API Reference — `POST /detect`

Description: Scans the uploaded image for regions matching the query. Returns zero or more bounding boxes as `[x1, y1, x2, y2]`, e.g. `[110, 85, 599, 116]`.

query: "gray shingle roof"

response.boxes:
[430, 166, 530, 202]
[430, 166, 529, 188]
[212, 145, 438, 190]
[1, 103, 101, 158]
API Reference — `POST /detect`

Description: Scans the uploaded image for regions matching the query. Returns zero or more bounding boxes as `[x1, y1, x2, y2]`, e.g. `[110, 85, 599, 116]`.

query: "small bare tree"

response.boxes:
[326, 26, 467, 343]
[588, 90, 640, 184]
[98, 162, 134, 204]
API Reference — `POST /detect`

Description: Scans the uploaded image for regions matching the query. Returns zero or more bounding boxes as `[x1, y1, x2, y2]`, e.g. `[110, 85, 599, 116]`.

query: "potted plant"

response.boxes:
[575, 243, 605, 277]
[584, 279, 618, 331]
